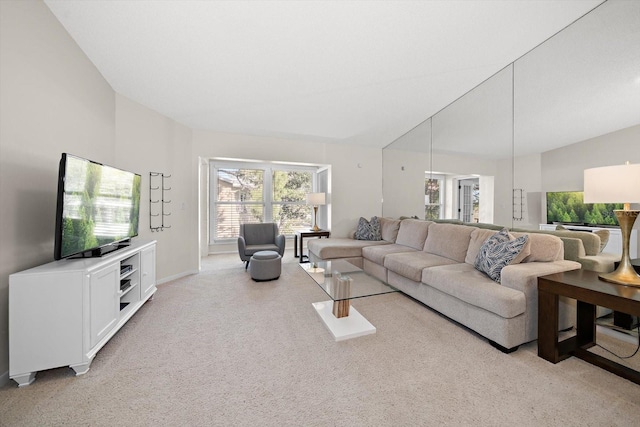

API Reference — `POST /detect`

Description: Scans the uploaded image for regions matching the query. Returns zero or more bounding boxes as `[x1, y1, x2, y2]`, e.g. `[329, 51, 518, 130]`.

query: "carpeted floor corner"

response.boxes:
[1, 253, 639, 426]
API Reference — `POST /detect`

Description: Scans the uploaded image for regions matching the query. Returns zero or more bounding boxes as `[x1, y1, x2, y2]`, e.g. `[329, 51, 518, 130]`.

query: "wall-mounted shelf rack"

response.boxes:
[513, 188, 524, 221]
[150, 172, 171, 231]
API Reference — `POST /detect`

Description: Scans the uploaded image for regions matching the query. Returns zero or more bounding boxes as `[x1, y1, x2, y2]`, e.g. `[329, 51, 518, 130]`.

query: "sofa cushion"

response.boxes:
[380, 217, 401, 242]
[422, 263, 526, 319]
[355, 216, 381, 241]
[511, 232, 564, 262]
[384, 251, 457, 282]
[395, 219, 432, 250]
[465, 228, 531, 265]
[362, 244, 417, 265]
[474, 229, 529, 282]
[307, 238, 389, 260]
[423, 223, 475, 262]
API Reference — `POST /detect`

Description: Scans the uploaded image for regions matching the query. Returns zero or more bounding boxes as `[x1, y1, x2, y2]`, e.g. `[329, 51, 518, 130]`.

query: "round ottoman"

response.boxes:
[249, 250, 282, 281]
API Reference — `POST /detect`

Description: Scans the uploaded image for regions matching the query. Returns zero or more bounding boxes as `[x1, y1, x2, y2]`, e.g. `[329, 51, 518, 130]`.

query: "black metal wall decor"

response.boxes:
[513, 188, 524, 221]
[150, 172, 171, 231]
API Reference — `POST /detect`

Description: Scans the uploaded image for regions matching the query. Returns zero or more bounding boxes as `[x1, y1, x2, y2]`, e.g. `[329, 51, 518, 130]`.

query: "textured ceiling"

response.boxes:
[45, 0, 607, 148]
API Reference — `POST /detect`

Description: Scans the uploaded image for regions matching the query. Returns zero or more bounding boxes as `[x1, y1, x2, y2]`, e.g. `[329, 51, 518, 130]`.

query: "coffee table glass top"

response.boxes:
[300, 259, 398, 301]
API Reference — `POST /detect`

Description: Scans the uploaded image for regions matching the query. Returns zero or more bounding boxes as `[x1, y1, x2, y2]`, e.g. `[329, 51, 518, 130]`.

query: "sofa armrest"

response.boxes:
[501, 260, 581, 337]
[559, 237, 585, 262]
[501, 260, 581, 295]
[237, 236, 248, 261]
[578, 253, 620, 273]
[276, 234, 286, 256]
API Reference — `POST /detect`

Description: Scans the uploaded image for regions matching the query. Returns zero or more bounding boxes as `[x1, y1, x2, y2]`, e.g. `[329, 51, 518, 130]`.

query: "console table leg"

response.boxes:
[576, 300, 596, 348]
[538, 288, 560, 362]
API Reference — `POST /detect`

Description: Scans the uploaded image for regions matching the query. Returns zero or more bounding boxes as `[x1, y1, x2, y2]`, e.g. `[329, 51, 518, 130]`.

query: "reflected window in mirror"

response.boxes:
[425, 174, 445, 220]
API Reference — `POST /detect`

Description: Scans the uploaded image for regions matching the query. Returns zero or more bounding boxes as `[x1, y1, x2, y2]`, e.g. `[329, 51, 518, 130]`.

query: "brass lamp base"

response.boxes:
[598, 210, 640, 287]
[599, 270, 640, 287]
[311, 206, 320, 232]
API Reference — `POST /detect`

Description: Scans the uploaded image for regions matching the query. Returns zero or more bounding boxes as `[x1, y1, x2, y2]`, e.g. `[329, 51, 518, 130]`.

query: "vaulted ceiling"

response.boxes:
[45, 0, 608, 148]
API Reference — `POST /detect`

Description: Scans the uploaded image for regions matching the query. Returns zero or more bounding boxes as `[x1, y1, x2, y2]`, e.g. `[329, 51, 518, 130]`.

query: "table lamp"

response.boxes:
[306, 192, 326, 232]
[584, 162, 640, 286]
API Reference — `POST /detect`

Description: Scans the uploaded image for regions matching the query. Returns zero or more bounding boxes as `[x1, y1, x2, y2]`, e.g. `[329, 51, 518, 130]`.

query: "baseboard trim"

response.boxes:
[157, 270, 198, 285]
[0, 369, 9, 387]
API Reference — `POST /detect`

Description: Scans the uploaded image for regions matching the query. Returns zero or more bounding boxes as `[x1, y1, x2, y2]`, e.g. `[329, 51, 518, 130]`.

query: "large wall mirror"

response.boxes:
[383, 0, 640, 231]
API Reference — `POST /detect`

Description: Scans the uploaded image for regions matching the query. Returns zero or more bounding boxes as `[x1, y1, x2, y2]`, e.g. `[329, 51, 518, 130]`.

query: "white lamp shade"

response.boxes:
[306, 192, 326, 206]
[584, 163, 640, 204]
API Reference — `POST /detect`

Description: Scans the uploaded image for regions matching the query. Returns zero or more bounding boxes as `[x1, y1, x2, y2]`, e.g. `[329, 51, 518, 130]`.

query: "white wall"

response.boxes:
[382, 148, 429, 219]
[0, 1, 198, 384]
[115, 95, 199, 281]
[541, 124, 640, 194]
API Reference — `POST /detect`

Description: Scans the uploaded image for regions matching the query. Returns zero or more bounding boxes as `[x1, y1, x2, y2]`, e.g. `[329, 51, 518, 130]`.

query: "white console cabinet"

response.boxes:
[9, 240, 156, 387]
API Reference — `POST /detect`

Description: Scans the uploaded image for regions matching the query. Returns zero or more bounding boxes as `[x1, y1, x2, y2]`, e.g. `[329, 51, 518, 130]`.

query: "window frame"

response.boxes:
[209, 160, 320, 243]
[425, 173, 445, 220]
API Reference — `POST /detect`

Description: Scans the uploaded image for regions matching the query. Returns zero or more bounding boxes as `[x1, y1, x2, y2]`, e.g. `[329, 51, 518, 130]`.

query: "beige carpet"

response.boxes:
[1, 253, 640, 426]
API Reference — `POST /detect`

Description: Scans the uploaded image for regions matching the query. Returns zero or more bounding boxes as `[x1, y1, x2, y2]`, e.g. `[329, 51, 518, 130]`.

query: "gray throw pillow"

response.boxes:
[355, 216, 381, 241]
[474, 228, 529, 283]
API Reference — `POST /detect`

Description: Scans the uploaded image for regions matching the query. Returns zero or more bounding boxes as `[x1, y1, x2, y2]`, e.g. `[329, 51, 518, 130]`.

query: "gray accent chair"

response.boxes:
[238, 223, 286, 269]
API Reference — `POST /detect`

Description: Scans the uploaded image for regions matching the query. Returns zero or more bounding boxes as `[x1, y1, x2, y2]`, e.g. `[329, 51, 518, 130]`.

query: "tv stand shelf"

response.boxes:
[9, 239, 157, 387]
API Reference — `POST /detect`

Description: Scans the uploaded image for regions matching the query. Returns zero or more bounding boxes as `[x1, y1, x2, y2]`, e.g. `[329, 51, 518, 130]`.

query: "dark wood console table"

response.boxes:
[537, 269, 640, 385]
[294, 230, 330, 263]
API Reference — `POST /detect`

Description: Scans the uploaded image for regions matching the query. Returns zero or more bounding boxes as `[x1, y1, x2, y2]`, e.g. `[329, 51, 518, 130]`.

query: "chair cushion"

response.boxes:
[242, 223, 276, 245]
[252, 250, 280, 260]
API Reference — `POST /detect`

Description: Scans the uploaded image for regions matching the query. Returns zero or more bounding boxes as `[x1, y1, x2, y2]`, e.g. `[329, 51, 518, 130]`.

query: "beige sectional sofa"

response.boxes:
[453, 220, 619, 273]
[308, 218, 581, 352]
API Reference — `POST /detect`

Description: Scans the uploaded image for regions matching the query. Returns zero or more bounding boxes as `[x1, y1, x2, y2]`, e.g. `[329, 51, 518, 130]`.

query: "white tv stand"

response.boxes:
[539, 224, 637, 258]
[9, 239, 157, 387]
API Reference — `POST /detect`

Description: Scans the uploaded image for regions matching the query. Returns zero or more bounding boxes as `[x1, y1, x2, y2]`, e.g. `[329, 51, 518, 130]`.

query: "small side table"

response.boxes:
[294, 230, 330, 263]
[537, 269, 640, 385]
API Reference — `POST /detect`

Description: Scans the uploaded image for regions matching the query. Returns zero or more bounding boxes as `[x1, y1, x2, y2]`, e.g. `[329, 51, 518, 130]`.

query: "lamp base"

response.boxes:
[598, 270, 640, 287]
[598, 209, 640, 287]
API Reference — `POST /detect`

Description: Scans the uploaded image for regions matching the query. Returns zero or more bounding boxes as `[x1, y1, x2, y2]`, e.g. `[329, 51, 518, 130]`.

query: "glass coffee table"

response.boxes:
[300, 259, 398, 341]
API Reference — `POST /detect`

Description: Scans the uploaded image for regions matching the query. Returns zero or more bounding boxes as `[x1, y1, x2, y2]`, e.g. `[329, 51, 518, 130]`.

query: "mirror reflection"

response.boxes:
[383, 1, 640, 232]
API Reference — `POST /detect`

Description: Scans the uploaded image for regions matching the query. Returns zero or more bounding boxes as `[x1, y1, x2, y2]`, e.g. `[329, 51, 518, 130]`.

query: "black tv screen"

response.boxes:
[546, 191, 624, 227]
[54, 153, 141, 260]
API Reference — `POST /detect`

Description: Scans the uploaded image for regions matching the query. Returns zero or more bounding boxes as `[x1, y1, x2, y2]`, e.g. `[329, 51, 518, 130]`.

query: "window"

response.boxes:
[210, 161, 319, 242]
[425, 174, 444, 220]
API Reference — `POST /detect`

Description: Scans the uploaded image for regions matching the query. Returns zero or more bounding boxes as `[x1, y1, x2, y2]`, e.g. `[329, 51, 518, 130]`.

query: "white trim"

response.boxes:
[0, 369, 9, 387]
[157, 270, 198, 285]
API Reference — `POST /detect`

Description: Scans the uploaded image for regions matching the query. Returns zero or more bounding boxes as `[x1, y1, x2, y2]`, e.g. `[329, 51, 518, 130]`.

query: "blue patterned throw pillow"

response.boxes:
[355, 216, 381, 241]
[474, 228, 528, 282]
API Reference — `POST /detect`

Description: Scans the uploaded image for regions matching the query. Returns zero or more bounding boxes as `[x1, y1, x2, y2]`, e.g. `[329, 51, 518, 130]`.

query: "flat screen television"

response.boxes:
[54, 153, 141, 260]
[546, 191, 624, 227]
